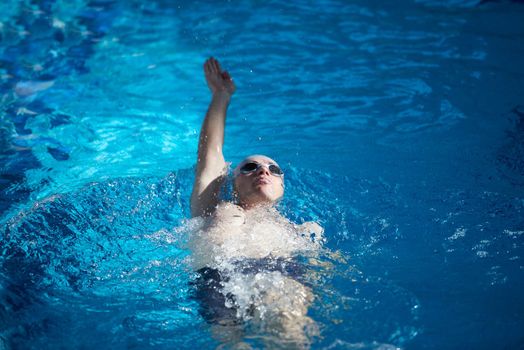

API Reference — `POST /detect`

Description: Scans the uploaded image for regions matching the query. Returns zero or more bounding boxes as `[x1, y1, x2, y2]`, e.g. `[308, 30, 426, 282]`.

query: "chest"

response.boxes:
[205, 205, 299, 255]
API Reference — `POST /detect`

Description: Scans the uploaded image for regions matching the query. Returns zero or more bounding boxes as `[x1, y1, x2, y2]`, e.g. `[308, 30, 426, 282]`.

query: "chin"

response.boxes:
[260, 192, 282, 204]
[238, 185, 282, 206]
[257, 186, 280, 201]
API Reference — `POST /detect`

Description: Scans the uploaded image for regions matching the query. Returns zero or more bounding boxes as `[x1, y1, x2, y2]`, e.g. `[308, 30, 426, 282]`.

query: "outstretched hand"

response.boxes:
[204, 57, 236, 96]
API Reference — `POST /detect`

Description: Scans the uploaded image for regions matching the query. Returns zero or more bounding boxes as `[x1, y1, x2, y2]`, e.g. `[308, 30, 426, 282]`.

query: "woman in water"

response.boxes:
[190, 57, 323, 348]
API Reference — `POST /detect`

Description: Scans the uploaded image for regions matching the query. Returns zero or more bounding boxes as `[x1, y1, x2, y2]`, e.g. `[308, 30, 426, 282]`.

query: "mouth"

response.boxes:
[255, 177, 271, 185]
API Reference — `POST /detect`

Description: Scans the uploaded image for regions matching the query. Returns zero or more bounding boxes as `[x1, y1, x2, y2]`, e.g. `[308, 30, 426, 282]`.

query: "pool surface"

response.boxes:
[1, 0, 524, 349]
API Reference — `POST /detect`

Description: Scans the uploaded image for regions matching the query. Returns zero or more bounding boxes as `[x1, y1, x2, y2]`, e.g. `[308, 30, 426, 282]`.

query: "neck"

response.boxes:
[238, 199, 273, 211]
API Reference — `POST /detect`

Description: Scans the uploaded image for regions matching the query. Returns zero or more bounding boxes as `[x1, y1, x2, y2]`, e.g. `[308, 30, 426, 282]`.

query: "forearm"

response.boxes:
[197, 92, 231, 164]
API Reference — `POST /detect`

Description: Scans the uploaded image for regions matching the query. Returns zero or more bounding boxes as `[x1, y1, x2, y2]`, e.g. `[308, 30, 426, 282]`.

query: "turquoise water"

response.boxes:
[1, 0, 524, 348]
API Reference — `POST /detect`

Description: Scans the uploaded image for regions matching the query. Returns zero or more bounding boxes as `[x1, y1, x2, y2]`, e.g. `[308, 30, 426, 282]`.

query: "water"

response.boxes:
[1, 0, 523, 348]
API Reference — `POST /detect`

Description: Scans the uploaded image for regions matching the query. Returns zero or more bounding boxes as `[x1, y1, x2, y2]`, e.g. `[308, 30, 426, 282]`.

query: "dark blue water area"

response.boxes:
[1, 172, 204, 349]
[1, 0, 524, 349]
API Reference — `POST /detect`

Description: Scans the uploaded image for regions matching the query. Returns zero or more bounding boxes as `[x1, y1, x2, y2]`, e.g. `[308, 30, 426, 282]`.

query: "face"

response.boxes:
[233, 155, 284, 208]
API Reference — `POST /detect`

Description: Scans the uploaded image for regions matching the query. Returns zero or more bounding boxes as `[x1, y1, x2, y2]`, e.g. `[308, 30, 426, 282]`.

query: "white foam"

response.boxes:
[448, 227, 467, 240]
[188, 206, 323, 270]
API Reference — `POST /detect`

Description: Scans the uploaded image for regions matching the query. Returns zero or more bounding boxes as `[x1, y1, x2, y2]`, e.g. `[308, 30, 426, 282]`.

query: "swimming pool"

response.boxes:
[1, 0, 523, 348]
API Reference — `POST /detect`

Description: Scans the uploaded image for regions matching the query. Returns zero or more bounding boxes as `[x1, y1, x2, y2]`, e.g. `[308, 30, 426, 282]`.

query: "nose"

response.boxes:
[256, 164, 271, 176]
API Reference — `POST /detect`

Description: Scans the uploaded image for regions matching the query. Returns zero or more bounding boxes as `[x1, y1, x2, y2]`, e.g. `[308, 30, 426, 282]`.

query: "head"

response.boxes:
[233, 155, 284, 209]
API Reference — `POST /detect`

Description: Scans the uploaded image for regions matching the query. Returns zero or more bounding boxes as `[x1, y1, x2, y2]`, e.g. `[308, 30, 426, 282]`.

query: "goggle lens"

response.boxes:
[268, 164, 283, 176]
[240, 162, 283, 177]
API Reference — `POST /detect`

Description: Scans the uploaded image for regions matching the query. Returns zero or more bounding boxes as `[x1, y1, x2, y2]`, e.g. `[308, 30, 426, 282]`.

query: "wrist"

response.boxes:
[212, 91, 232, 102]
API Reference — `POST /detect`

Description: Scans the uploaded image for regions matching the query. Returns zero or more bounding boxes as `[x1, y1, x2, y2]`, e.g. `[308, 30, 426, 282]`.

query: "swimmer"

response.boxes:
[189, 57, 323, 348]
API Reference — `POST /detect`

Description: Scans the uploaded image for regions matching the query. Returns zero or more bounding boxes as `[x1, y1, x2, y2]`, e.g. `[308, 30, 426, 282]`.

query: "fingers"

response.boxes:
[213, 58, 221, 73]
[203, 57, 214, 76]
[204, 57, 215, 74]
[204, 57, 222, 75]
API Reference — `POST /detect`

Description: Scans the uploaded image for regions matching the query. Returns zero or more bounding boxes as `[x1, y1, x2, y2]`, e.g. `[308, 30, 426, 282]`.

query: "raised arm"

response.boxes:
[190, 57, 236, 217]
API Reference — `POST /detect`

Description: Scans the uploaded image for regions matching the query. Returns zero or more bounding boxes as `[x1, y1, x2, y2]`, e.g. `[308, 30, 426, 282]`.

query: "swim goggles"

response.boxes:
[239, 162, 284, 177]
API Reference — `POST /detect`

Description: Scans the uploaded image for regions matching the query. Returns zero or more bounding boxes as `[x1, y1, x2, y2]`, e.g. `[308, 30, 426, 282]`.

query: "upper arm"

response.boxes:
[190, 155, 227, 218]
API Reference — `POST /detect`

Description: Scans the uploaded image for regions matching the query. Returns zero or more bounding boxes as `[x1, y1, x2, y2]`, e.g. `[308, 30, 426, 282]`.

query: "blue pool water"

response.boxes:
[1, 0, 524, 348]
